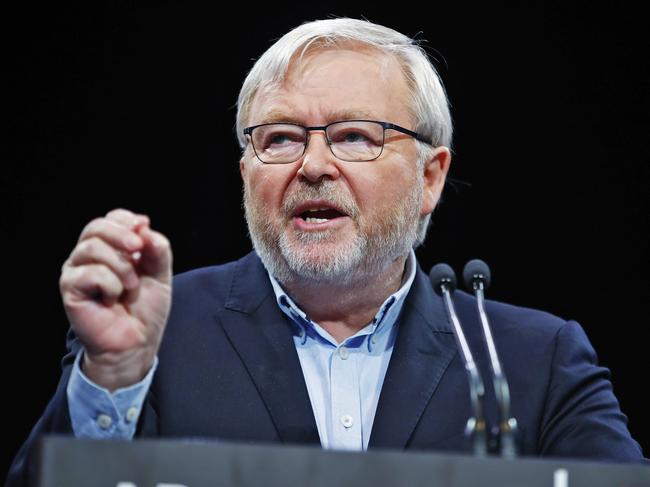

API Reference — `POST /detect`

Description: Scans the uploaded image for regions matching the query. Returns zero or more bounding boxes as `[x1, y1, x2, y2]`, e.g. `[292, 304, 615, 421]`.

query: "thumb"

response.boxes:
[136, 226, 172, 282]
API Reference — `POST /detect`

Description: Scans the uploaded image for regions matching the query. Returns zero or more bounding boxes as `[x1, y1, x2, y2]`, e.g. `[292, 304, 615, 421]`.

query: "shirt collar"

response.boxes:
[267, 249, 417, 350]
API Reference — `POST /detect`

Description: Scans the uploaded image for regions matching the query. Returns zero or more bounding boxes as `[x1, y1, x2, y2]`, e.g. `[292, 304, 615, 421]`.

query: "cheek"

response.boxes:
[352, 168, 417, 215]
[246, 164, 296, 212]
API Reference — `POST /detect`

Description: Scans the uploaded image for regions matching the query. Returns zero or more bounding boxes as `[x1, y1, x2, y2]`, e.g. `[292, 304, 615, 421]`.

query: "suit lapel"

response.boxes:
[215, 253, 457, 449]
[217, 253, 320, 445]
[369, 265, 458, 449]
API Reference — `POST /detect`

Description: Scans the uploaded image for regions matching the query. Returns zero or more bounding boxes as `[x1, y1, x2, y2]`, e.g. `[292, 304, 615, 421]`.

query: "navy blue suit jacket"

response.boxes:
[7, 252, 646, 485]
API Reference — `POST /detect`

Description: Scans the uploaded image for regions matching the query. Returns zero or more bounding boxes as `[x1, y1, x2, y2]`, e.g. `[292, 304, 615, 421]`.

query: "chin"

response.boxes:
[278, 232, 367, 283]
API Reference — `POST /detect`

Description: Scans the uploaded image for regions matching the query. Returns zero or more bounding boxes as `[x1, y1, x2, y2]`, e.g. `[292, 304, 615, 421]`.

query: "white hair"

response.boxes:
[236, 17, 452, 247]
[235, 18, 453, 151]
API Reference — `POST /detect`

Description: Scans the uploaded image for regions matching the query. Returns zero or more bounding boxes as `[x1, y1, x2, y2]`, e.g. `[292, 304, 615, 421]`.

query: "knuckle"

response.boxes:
[75, 265, 94, 283]
[86, 265, 119, 288]
[136, 213, 151, 223]
[78, 237, 96, 254]
[106, 207, 132, 217]
[59, 268, 71, 289]
[75, 237, 104, 259]
[106, 208, 136, 224]
[78, 264, 100, 281]
[80, 217, 104, 238]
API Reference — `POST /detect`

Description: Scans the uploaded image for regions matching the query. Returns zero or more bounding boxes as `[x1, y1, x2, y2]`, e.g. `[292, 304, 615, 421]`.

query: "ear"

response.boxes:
[420, 146, 452, 216]
[239, 158, 246, 180]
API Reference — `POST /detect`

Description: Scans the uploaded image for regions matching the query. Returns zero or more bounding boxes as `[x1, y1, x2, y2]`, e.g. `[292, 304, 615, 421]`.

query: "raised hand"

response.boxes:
[59, 209, 173, 391]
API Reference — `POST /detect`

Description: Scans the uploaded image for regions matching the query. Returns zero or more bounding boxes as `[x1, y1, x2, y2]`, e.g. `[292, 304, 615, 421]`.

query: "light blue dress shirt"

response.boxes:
[267, 251, 416, 450]
[67, 250, 417, 450]
[67, 353, 157, 439]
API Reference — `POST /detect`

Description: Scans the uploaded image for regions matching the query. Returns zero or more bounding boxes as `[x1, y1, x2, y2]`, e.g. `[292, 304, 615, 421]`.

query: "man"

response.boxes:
[6, 17, 646, 486]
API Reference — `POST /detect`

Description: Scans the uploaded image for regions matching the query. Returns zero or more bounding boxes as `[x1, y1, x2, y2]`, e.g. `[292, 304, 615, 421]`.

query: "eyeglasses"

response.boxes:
[243, 119, 432, 164]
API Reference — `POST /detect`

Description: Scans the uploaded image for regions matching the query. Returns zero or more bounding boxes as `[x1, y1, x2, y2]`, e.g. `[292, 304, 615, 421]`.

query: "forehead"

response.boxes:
[248, 45, 413, 127]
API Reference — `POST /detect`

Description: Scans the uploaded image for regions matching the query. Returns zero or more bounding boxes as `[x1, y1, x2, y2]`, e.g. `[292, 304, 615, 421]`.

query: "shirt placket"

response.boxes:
[329, 342, 362, 450]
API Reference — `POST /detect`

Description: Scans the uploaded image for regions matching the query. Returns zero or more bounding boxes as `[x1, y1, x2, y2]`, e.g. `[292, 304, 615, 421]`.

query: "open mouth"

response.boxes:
[291, 201, 350, 226]
[299, 208, 346, 223]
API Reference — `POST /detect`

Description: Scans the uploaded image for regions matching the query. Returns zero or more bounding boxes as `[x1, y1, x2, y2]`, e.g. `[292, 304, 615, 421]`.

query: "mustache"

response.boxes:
[282, 180, 360, 218]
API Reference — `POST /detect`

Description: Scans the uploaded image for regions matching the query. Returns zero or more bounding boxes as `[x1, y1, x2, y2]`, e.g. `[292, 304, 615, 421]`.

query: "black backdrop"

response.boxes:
[3, 2, 649, 475]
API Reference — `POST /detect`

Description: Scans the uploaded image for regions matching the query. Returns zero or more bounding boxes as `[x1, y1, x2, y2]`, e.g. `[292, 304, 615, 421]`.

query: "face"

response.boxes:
[241, 45, 450, 285]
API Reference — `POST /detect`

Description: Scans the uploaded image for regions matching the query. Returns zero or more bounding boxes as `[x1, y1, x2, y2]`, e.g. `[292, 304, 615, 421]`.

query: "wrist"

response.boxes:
[82, 348, 157, 392]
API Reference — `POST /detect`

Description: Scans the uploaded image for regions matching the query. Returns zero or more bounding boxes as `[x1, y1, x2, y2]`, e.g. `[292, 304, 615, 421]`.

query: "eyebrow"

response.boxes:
[258, 108, 378, 125]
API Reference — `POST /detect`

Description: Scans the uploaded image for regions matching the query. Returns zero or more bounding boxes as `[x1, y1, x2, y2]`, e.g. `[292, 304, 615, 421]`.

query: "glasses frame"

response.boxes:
[243, 119, 433, 164]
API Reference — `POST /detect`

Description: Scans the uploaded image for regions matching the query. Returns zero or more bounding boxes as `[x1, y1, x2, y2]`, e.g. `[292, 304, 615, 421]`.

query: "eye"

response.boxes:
[328, 122, 383, 146]
[331, 129, 373, 145]
[257, 126, 304, 150]
[269, 133, 294, 146]
[340, 131, 369, 143]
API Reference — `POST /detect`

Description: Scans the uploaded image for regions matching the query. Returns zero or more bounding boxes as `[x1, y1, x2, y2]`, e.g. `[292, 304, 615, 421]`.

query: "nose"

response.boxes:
[297, 131, 341, 183]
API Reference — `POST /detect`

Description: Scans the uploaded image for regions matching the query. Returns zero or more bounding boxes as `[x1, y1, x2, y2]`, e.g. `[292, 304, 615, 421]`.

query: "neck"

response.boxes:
[281, 254, 409, 343]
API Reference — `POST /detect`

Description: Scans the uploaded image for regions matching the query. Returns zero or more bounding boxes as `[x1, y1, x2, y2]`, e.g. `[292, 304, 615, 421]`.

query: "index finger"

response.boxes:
[105, 208, 150, 230]
[78, 218, 144, 254]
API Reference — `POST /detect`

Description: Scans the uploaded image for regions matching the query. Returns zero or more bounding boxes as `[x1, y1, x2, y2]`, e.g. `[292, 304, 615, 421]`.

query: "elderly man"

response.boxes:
[6, 17, 646, 486]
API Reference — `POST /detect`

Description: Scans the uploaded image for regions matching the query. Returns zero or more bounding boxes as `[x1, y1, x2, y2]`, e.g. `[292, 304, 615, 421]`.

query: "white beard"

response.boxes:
[243, 175, 423, 287]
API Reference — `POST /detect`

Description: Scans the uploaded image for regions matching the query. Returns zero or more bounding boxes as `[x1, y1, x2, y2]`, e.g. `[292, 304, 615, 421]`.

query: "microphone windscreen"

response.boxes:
[462, 259, 492, 290]
[429, 263, 457, 295]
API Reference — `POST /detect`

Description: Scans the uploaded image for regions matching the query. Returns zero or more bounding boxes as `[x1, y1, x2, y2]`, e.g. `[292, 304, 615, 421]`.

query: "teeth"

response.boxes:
[305, 208, 331, 213]
[305, 217, 329, 223]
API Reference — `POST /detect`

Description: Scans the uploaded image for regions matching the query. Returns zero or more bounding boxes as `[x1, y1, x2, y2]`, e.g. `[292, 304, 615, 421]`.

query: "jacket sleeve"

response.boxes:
[537, 320, 647, 462]
[5, 328, 163, 487]
[5, 331, 79, 487]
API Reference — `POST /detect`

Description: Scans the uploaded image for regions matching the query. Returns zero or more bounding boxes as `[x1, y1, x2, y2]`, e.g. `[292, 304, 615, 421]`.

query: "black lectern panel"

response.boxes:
[35, 436, 649, 487]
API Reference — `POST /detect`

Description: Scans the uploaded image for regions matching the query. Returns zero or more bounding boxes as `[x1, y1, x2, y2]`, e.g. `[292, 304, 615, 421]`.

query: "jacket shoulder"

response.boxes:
[453, 290, 570, 341]
[173, 259, 238, 298]
[171, 251, 260, 304]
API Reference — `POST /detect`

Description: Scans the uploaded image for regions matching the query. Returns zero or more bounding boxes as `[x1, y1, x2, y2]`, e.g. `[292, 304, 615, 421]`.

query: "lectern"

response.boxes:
[34, 436, 649, 487]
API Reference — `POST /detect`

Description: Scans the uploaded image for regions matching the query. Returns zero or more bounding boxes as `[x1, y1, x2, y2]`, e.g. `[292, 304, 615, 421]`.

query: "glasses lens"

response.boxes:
[252, 124, 306, 163]
[327, 121, 384, 161]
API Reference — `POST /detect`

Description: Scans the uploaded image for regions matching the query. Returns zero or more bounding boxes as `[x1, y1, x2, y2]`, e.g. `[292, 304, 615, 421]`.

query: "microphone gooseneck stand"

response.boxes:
[429, 263, 488, 457]
[463, 259, 519, 458]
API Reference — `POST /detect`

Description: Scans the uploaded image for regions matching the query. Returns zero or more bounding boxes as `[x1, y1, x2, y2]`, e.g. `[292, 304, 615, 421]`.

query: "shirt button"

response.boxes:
[340, 414, 354, 428]
[125, 407, 139, 423]
[338, 346, 349, 360]
[97, 414, 113, 430]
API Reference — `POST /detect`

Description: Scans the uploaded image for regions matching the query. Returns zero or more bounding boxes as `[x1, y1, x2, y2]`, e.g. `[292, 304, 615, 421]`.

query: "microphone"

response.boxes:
[429, 263, 487, 456]
[463, 259, 518, 458]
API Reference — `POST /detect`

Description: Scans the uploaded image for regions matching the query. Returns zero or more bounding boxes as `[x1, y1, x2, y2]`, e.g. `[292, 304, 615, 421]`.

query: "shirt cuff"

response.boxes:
[66, 350, 158, 439]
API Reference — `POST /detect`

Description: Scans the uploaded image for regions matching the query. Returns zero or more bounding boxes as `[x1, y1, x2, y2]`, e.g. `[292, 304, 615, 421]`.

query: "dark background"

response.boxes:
[3, 1, 648, 475]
